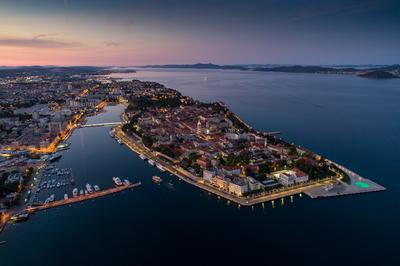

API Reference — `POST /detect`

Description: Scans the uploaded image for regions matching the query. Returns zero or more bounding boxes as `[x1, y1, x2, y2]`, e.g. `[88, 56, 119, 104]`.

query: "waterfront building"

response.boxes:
[228, 178, 248, 196]
[274, 169, 309, 186]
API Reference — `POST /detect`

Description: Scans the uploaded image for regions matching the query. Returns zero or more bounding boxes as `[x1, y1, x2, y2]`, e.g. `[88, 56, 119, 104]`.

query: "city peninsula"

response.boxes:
[0, 67, 385, 232]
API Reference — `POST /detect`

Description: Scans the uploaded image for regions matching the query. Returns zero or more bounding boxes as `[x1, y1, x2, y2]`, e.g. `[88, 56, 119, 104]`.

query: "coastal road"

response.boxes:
[115, 127, 334, 206]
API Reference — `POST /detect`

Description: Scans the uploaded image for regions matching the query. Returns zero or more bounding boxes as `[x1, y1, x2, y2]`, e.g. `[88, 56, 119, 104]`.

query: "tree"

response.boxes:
[142, 135, 154, 148]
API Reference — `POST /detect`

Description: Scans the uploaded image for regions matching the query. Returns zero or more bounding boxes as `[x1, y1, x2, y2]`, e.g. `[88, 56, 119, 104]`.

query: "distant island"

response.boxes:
[140, 63, 400, 79]
[357, 70, 399, 79]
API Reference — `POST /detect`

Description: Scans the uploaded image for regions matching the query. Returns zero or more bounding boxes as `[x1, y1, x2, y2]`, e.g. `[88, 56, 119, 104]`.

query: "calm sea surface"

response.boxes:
[1, 69, 399, 266]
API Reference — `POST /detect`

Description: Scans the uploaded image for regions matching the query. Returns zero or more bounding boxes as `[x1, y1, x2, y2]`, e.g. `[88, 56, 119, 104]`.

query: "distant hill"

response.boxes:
[252, 65, 358, 74]
[139, 63, 400, 79]
[140, 63, 248, 71]
[358, 70, 399, 79]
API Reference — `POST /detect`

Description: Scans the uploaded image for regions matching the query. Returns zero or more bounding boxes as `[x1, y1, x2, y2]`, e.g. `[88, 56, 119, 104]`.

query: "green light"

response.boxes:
[355, 181, 369, 188]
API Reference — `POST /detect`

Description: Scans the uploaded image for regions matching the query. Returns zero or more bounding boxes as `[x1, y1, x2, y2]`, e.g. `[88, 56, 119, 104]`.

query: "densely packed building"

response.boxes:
[121, 80, 344, 197]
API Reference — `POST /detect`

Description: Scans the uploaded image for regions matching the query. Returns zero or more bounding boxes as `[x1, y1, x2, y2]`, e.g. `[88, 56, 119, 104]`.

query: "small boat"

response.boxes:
[49, 153, 62, 162]
[57, 143, 70, 151]
[139, 154, 147, 160]
[0, 241, 7, 245]
[79, 189, 84, 196]
[70, 178, 75, 185]
[46, 194, 55, 203]
[148, 159, 155, 166]
[10, 212, 29, 223]
[84, 190, 88, 195]
[152, 176, 162, 184]
[56, 182, 60, 188]
[117, 139, 123, 145]
[156, 164, 165, 172]
[112, 177, 123, 186]
[94, 185, 100, 192]
[166, 180, 174, 189]
[72, 188, 78, 197]
[64, 194, 69, 200]
[109, 130, 115, 138]
[86, 184, 93, 194]
[123, 179, 130, 186]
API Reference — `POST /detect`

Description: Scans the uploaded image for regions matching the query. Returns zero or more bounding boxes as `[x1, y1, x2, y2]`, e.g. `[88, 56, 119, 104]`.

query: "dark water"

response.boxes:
[1, 70, 400, 266]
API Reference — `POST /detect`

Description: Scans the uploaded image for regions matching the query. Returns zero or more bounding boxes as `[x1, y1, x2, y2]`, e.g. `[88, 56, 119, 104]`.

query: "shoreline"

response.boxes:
[115, 126, 340, 206]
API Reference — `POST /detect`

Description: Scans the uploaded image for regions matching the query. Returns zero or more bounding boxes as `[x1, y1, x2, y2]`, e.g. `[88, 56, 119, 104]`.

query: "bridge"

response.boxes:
[78, 122, 123, 128]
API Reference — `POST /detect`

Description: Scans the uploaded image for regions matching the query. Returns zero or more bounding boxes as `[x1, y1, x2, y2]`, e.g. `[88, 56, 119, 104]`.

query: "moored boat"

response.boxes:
[86, 184, 93, 193]
[112, 177, 123, 186]
[49, 153, 62, 162]
[57, 143, 70, 151]
[152, 176, 162, 184]
[156, 164, 165, 172]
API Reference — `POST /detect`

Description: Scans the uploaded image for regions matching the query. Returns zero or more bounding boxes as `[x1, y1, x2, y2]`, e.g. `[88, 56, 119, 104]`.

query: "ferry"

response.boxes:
[49, 153, 62, 162]
[94, 185, 100, 192]
[64, 194, 69, 200]
[112, 177, 123, 186]
[152, 176, 162, 184]
[156, 164, 165, 172]
[86, 184, 93, 194]
[72, 188, 78, 197]
[139, 154, 147, 160]
[123, 179, 130, 186]
[148, 159, 155, 166]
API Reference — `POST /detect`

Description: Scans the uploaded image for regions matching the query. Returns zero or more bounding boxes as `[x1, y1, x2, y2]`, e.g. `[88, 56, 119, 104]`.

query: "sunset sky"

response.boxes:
[0, 0, 399, 66]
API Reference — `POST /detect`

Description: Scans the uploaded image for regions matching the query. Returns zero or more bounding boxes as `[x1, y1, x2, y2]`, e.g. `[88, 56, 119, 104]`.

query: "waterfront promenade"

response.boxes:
[114, 127, 335, 206]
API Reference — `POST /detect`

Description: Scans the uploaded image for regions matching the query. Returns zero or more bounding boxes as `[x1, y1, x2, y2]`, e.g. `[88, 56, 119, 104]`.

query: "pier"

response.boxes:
[304, 161, 386, 199]
[25, 182, 141, 213]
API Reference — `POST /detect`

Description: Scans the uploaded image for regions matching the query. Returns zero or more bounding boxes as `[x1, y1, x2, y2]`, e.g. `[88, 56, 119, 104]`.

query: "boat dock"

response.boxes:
[26, 182, 141, 213]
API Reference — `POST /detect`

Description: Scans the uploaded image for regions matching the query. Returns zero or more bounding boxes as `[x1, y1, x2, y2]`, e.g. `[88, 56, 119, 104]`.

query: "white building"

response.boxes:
[274, 168, 309, 186]
[228, 178, 248, 196]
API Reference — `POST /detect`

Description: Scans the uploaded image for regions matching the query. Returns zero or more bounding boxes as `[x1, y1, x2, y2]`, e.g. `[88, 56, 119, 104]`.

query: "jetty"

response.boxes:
[26, 182, 141, 213]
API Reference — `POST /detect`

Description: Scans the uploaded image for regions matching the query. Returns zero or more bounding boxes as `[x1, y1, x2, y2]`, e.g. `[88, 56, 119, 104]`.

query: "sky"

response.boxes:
[0, 0, 399, 66]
